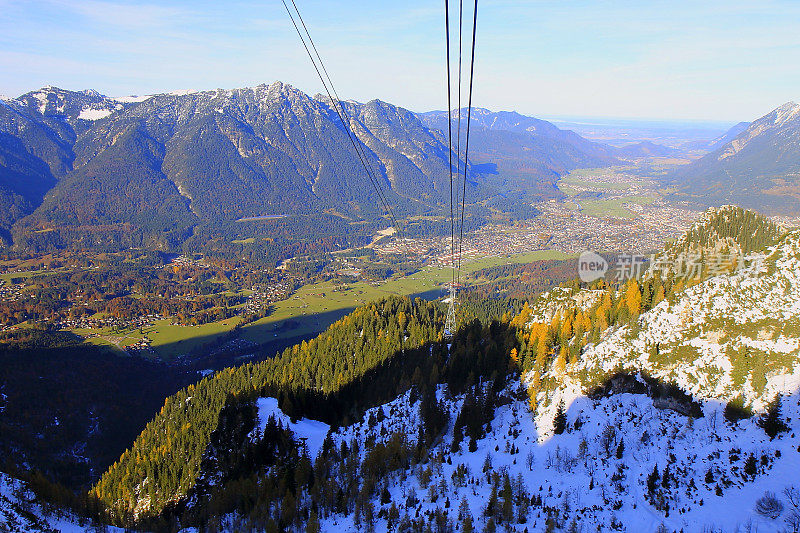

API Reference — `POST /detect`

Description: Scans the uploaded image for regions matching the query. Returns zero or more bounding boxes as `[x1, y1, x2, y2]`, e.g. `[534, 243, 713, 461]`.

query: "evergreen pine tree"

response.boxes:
[661, 464, 671, 489]
[305, 510, 321, 533]
[553, 400, 567, 435]
[647, 465, 659, 495]
[501, 473, 514, 522]
[759, 395, 789, 439]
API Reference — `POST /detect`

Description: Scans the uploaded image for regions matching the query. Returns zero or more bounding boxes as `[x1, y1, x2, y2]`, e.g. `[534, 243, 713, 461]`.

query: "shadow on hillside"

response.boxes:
[587, 371, 704, 418]
[235, 317, 520, 427]
[0, 344, 194, 490]
[0, 291, 442, 490]
[157, 288, 442, 371]
[183, 307, 358, 371]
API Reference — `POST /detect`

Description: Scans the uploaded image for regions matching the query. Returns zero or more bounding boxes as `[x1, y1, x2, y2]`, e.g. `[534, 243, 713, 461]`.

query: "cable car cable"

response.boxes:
[281, 0, 403, 238]
[457, 0, 478, 285]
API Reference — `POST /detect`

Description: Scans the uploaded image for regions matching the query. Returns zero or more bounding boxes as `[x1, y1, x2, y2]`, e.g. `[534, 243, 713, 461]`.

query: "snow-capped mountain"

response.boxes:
[0, 82, 615, 251]
[667, 101, 800, 215]
[8, 86, 127, 127]
[717, 102, 800, 162]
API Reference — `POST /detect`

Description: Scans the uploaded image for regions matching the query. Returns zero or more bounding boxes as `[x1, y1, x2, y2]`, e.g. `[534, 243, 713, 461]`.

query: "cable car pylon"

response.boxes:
[444, 282, 457, 338]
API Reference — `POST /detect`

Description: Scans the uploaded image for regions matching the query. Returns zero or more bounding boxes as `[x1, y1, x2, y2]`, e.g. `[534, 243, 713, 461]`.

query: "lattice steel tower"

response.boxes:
[444, 283, 457, 338]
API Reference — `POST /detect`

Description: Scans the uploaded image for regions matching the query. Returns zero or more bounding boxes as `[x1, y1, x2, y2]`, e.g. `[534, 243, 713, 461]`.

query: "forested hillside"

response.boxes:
[0, 87, 127, 243]
[419, 108, 618, 204]
[79, 206, 800, 532]
[91, 296, 523, 524]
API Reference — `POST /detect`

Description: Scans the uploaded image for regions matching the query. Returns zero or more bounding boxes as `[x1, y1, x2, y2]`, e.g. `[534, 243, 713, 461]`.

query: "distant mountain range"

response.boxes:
[5, 83, 798, 252]
[420, 108, 617, 172]
[614, 140, 680, 158]
[666, 102, 800, 215]
[0, 83, 619, 251]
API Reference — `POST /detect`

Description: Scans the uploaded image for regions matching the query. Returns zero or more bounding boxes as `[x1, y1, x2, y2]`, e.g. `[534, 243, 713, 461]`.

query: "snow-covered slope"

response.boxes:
[558, 230, 800, 414]
[253, 397, 330, 460]
[226, 378, 800, 532]
[0, 472, 122, 532]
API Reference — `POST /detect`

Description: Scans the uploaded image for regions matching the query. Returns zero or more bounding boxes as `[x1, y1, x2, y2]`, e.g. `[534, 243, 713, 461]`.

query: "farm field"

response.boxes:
[557, 167, 663, 218]
[241, 249, 569, 345]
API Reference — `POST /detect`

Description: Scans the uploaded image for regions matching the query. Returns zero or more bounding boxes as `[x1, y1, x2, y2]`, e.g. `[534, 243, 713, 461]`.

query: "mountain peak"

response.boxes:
[766, 100, 800, 126]
[714, 100, 800, 161]
[263, 80, 304, 99]
[664, 205, 784, 259]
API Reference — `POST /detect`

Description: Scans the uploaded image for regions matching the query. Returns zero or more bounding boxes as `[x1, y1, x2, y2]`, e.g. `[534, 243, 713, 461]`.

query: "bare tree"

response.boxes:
[754, 491, 784, 519]
[784, 486, 800, 532]
[706, 409, 719, 440]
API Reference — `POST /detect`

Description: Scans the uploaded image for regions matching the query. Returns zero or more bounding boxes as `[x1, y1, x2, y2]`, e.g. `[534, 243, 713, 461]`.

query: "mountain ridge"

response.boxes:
[666, 101, 800, 215]
[0, 82, 617, 253]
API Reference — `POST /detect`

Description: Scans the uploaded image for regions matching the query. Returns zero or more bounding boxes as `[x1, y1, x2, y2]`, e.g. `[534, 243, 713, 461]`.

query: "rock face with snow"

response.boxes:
[542, 219, 800, 416]
[667, 101, 800, 214]
[195, 376, 800, 531]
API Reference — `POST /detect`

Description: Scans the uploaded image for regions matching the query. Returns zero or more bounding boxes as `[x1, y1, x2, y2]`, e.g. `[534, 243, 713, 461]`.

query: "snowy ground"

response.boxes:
[253, 397, 331, 460]
[308, 381, 800, 532]
[567, 232, 800, 413]
[0, 472, 123, 532]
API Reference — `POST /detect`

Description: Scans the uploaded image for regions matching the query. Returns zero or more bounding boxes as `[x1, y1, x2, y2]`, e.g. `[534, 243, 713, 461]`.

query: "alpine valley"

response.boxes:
[5, 80, 800, 533]
[0, 82, 618, 258]
[3, 205, 800, 532]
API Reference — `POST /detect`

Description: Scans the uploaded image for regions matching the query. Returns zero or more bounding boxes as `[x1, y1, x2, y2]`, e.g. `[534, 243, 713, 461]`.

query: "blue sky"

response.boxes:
[1, 0, 798, 121]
